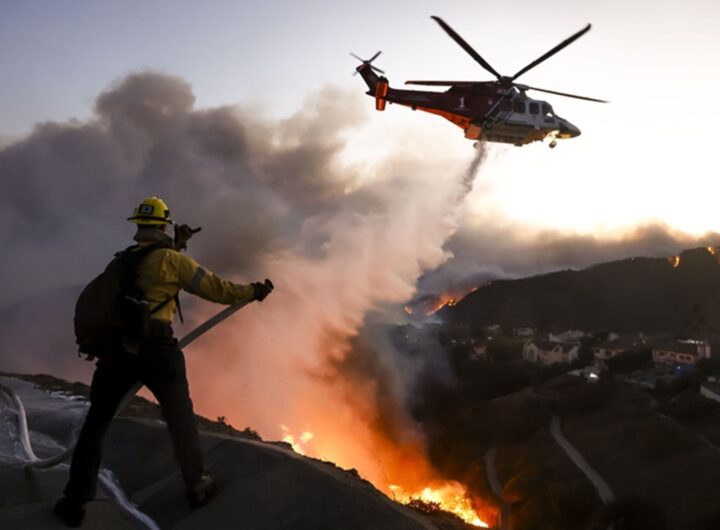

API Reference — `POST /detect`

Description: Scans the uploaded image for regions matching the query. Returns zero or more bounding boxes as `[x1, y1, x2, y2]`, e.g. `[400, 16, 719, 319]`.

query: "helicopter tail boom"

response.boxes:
[355, 61, 390, 111]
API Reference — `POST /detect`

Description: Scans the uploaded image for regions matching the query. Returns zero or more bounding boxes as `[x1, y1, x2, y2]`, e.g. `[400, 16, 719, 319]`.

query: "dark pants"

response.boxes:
[64, 337, 204, 503]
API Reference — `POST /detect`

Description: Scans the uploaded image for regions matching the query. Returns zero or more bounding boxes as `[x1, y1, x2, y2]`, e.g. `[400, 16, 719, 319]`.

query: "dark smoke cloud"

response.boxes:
[0, 72, 365, 307]
[417, 222, 718, 296]
[0, 72, 372, 380]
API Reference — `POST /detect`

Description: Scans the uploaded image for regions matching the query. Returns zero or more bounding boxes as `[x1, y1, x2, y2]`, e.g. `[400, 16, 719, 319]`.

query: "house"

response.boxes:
[652, 339, 711, 371]
[593, 336, 643, 361]
[523, 340, 579, 365]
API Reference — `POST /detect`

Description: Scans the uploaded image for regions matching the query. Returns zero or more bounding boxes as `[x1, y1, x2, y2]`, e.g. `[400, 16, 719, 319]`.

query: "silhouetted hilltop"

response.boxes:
[444, 247, 720, 334]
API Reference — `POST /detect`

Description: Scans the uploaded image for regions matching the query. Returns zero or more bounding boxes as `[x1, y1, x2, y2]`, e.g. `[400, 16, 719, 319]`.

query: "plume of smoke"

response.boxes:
[0, 73, 365, 307]
[0, 71, 485, 491]
[416, 221, 720, 299]
[184, 146, 485, 489]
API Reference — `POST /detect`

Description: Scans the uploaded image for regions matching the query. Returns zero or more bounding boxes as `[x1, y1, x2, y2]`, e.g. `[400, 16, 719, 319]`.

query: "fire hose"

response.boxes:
[0, 294, 255, 471]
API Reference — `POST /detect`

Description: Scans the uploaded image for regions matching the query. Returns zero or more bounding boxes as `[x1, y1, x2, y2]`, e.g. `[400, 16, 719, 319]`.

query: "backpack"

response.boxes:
[74, 242, 173, 357]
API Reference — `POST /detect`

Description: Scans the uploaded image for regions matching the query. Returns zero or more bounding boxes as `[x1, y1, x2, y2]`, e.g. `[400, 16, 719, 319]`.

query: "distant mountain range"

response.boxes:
[442, 247, 720, 334]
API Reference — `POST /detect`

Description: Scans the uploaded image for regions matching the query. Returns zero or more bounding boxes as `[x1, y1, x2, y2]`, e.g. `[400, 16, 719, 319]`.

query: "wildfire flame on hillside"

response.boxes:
[278, 426, 490, 526]
[280, 424, 314, 455]
[707, 246, 720, 264]
[668, 255, 681, 268]
[391, 482, 490, 527]
[405, 286, 481, 317]
[428, 292, 461, 314]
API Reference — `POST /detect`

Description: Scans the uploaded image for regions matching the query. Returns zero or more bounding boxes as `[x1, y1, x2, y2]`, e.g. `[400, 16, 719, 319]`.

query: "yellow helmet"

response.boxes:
[127, 196, 174, 226]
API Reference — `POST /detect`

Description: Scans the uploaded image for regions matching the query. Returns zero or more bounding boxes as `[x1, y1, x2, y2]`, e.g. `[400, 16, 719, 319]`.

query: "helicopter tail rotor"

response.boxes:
[351, 51, 385, 75]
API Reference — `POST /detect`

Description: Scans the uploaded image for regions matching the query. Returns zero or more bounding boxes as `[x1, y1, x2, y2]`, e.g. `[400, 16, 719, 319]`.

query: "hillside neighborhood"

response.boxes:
[440, 321, 720, 394]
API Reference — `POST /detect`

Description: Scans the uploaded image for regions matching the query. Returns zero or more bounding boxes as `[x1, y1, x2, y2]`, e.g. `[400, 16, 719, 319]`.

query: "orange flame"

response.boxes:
[707, 246, 720, 265]
[668, 255, 681, 268]
[280, 424, 314, 455]
[425, 285, 480, 316]
[279, 425, 491, 526]
[390, 482, 489, 527]
[428, 292, 458, 315]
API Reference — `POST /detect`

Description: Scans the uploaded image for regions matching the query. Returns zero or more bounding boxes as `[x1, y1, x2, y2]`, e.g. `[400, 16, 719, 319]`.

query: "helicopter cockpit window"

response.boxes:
[542, 103, 553, 116]
[500, 99, 512, 112]
[529, 102, 539, 115]
[513, 100, 525, 113]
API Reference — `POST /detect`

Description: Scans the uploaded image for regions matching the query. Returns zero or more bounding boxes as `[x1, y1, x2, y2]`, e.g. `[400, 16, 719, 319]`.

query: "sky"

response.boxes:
[2, 0, 719, 235]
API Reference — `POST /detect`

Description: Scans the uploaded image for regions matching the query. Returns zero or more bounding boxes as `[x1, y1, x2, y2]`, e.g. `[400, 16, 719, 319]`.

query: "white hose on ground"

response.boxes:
[0, 384, 82, 469]
[0, 383, 161, 530]
[17, 295, 253, 470]
[99, 469, 162, 530]
[0, 296, 254, 527]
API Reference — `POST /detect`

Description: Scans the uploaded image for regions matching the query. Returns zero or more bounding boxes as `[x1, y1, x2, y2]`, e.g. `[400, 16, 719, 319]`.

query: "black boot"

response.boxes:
[186, 473, 217, 509]
[54, 496, 86, 527]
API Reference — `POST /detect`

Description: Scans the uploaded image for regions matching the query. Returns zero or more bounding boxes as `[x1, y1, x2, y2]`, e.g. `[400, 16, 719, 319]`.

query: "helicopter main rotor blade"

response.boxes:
[431, 16, 502, 80]
[523, 84, 609, 103]
[405, 80, 479, 86]
[511, 24, 591, 81]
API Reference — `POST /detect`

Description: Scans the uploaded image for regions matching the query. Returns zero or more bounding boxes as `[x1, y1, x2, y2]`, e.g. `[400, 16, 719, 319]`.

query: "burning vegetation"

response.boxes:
[404, 286, 481, 317]
[280, 424, 315, 455]
[392, 482, 489, 527]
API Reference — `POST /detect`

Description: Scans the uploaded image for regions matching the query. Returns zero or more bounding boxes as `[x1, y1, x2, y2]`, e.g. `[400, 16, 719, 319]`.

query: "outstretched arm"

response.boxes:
[174, 253, 256, 304]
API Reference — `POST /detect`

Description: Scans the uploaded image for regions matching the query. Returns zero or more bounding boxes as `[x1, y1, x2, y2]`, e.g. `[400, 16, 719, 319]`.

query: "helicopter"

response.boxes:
[353, 16, 608, 148]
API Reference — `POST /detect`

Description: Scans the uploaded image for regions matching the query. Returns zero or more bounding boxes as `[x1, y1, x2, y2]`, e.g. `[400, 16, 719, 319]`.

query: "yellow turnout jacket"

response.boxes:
[134, 231, 254, 322]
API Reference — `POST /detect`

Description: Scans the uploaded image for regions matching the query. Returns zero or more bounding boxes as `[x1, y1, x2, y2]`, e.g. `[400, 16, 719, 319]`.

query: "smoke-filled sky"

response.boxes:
[2, 0, 719, 238]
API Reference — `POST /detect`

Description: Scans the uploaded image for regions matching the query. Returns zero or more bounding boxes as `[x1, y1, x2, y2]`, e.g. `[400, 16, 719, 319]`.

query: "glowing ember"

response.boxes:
[390, 481, 489, 527]
[280, 424, 314, 455]
[668, 255, 681, 268]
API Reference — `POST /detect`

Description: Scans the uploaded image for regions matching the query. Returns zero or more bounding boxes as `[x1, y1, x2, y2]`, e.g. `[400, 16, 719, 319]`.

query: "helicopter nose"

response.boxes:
[558, 121, 581, 138]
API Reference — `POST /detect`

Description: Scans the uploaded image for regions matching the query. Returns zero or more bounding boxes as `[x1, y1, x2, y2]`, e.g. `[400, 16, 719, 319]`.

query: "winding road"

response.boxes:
[549, 416, 615, 504]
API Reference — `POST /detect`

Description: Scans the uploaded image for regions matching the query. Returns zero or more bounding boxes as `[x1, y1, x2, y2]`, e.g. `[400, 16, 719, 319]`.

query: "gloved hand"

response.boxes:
[174, 224, 202, 251]
[251, 279, 274, 302]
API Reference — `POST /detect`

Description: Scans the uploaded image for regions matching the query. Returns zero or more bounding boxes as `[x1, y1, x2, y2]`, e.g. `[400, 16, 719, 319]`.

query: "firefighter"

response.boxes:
[54, 197, 273, 527]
